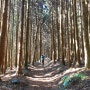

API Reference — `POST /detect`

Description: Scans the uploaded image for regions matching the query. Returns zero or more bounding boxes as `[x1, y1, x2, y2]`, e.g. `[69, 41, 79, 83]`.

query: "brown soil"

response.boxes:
[0, 58, 90, 90]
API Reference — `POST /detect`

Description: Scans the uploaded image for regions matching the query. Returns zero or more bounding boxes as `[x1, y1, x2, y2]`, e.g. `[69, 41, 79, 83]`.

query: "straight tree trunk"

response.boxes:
[29, 16, 32, 64]
[70, 0, 74, 64]
[72, 0, 77, 66]
[0, 0, 8, 72]
[18, 0, 24, 75]
[32, 14, 39, 65]
[15, 7, 19, 67]
[40, 22, 42, 59]
[80, 0, 84, 61]
[74, 0, 81, 65]
[61, 0, 65, 65]
[28, 1, 32, 64]
[83, 0, 90, 68]
[56, 0, 60, 61]
[66, 0, 71, 67]
[51, 11, 53, 60]
[25, 0, 30, 68]
[0, 0, 1, 33]
[52, 11, 56, 63]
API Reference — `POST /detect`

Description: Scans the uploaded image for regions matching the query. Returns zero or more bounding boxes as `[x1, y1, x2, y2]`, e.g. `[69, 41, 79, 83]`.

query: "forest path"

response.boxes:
[0, 58, 63, 90]
[21, 59, 60, 90]
[0, 58, 87, 90]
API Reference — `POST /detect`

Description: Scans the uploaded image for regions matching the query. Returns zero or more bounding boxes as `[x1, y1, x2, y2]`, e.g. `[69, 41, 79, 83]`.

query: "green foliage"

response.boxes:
[73, 73, 86, 80]
[61, 76, 71, 87]
[61, 73, 86, 87]
[63, 78, 71, 87]
[61, 75, 70, 83]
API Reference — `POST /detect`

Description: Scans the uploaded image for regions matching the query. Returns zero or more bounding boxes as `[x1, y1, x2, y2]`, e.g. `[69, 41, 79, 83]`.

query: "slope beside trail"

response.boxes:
[0, 58, 90, 90]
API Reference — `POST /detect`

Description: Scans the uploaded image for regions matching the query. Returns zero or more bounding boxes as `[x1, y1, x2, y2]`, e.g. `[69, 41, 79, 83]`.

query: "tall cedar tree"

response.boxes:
[83, 0, 90, 68]
[0, 0, 8, 72]
[18, 0, 24, 74]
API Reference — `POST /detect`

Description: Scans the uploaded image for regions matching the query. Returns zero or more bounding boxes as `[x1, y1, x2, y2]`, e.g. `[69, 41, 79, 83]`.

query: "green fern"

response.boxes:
[61, 76, 69, 83]
[63, 78, 71, 87]
[73, 73, 86, 80]
[61, 73, 86, 87]
[61, 76, 71, 87]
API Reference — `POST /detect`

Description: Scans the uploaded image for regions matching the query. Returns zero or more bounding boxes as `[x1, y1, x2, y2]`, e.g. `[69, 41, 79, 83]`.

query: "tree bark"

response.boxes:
[18, 0, 24, 75]
[0, 0, 8, 71]
[83, 0, 90, 68]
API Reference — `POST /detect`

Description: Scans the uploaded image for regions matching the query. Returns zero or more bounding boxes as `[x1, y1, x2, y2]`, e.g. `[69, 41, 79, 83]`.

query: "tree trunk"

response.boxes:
[74, 0, 81, 65]
[40, 22, 42, 59]
[0, 0, 8, 72]
[61, 0, 65, 65]
[15, 3, 19, 67]
[25, 0, 30, 68]
[18, 0, 24, 75]
[32, 14, 39, 65]
[83, 0, 90, 68]
[0, 0, 1, 34]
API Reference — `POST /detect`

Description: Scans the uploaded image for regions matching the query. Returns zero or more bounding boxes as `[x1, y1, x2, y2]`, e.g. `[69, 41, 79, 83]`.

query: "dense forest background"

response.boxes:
[0, 0, 90, 74]
[0, 0, 90, 90]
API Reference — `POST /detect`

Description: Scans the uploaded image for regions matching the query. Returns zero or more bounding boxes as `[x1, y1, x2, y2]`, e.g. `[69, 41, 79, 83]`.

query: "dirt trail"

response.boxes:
[0, 59, 61, 90]
[22, 59, 59, 90]
[1, 58, 90, 90]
